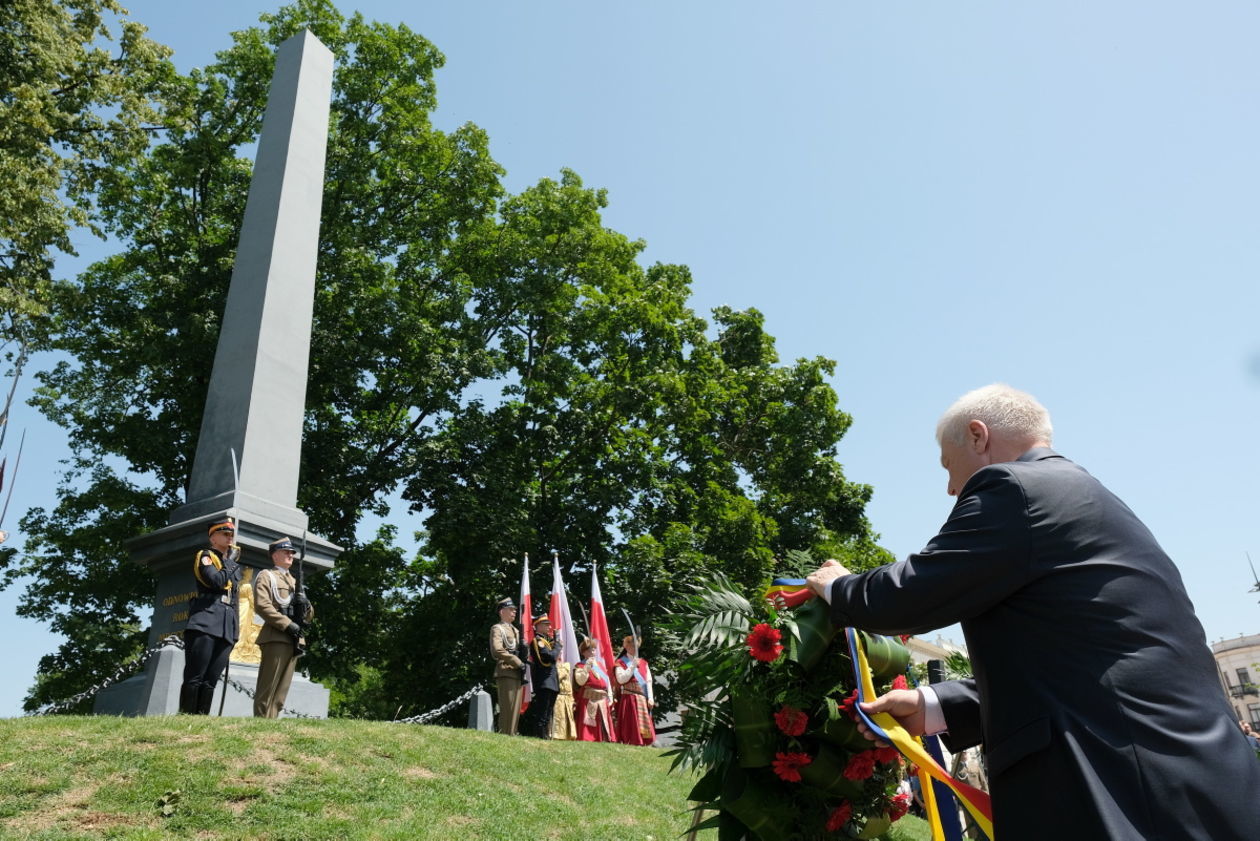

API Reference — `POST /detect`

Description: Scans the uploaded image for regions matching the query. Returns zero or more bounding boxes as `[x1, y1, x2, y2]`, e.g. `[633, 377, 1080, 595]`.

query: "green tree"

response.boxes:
[0, 0, 172, 346]
[4, 0, 503, 711]
[389, 174, 888, 716]
[3, 0, 887, 718]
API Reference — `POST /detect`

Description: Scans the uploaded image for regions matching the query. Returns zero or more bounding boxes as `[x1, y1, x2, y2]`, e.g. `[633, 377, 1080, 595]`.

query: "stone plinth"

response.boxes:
[93, 647, 329, 718]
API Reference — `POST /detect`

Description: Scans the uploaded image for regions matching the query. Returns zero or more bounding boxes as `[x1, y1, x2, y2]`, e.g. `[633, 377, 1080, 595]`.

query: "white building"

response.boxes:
[1211, 633, 1260, 726]
[906, 634, 968, 666]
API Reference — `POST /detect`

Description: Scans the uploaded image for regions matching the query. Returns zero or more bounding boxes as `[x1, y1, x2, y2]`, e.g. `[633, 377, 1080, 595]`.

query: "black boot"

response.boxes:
[197, 685, 217, 715]
[178, 683, 199, 714]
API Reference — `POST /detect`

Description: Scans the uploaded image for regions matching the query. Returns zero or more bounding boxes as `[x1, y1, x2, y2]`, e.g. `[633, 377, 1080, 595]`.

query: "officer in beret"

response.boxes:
[489, 597, 526, 735]
[528, 614, 562, 738]
[252, 537, 314, 717]
[180, 519, 243, 714]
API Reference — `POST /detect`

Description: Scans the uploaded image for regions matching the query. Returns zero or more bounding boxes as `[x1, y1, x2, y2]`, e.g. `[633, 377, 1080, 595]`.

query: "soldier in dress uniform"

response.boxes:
[180, 519, 243, 714]
[252, 536, 314, 717]
[489, 597, 526, 735]
[527, 614, 562, 738]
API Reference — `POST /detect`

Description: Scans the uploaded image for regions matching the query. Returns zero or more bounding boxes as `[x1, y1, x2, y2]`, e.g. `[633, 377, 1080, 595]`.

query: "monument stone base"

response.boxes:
[93, 646, 329, 718]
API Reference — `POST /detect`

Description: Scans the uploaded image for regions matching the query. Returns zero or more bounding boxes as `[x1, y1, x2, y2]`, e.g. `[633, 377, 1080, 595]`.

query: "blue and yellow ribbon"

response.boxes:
[760, 579, 994, 840]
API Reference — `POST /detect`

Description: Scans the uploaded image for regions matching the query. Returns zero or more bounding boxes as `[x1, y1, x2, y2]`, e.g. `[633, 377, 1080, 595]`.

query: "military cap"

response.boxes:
[495, 597, 517, 611]
[269, 537, 297, 554]
[208, 519, 236, 536]
[533, 614, 552, 626]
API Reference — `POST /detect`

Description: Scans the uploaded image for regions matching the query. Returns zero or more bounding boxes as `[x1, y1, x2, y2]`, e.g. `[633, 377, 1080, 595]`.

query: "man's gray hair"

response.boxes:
[936, 384, 1053, 447]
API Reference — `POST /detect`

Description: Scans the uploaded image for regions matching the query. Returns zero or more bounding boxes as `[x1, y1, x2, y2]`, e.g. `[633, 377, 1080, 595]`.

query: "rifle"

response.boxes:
[292, 530, 309, 655]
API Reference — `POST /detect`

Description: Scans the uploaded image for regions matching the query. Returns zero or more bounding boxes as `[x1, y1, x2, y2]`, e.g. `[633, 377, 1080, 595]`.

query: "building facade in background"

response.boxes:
[1212, 633, 1260, 726]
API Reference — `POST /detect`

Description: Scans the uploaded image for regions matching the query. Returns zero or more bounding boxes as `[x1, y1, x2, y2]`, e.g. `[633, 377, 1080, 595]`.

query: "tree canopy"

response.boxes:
[2, 0, 890, 717]
[0, 0, 171, 348]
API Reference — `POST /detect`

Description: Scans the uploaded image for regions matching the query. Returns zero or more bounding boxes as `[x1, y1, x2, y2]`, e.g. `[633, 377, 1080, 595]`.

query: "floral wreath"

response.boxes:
[666, 571, 914, 840]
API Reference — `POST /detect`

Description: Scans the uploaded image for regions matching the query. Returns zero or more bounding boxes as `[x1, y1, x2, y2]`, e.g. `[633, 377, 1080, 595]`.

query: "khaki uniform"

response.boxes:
[489, 620, 525, 734]
[252, 566, 313, 718]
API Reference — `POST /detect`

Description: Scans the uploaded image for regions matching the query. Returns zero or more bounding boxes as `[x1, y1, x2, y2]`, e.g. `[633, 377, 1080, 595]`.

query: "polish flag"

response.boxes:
[519, 553, 532, 712]
[589, 560, 617, 677]
[549, 551, 581, 665]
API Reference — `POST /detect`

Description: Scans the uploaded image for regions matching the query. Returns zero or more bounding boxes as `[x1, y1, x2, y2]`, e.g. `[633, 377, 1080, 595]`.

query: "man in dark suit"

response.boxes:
[808, 384, 1260, 840]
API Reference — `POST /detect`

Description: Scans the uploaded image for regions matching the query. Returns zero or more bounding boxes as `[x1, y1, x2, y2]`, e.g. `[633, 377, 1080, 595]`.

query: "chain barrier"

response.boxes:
[28, 634, 186, 716]
[28, 636, 484, 725]
[393, 684, 485, 725]
[218, 672, 321, 719]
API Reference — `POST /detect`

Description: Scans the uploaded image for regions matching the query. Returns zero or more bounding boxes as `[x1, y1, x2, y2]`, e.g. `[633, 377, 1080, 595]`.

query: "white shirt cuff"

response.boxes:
[822, 578, 835, 604]
[919, 685, 948, 736]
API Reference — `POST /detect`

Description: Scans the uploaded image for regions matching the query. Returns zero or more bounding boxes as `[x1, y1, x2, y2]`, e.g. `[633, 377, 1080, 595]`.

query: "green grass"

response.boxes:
[0, 716, 931, 840]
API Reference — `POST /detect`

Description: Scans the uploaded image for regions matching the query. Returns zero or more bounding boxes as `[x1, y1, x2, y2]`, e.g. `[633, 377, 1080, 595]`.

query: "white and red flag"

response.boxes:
[519, 553, 533, 713]
[589, 560, 617, 677]
[549, 551, 581, 664]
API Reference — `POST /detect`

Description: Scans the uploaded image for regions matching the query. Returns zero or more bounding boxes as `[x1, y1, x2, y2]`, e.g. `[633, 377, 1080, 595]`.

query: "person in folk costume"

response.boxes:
[180, 518, 243, 714]
[252, 536, 314, 718]
[489, 597, 526, 735]
[573, 637, 617, 742]
[527, 614, 562, 738]
[614, 633, 656, 746]
[550, 659, 577, 740]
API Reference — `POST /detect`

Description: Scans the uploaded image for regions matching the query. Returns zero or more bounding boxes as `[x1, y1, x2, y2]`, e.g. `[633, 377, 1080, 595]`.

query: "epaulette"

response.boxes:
[192, 548, 228, 590]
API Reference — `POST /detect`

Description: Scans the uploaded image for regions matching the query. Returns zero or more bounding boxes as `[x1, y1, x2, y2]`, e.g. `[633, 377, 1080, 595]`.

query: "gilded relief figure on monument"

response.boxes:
[231, 567, 263, 665]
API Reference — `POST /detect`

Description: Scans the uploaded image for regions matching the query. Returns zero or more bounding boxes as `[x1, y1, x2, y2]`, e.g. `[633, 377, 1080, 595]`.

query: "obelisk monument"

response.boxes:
[96, 30, 341, 716]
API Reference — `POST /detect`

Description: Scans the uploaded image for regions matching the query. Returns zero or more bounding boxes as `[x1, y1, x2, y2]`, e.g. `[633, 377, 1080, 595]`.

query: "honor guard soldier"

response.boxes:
[180, 519, 243, 714]
[252, 537, 314, 717]
[528, 614, 562, 738]
[489, 597, 526, 735]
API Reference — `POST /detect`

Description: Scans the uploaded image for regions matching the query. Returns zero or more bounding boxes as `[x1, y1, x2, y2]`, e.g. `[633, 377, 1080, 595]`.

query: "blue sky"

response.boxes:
[4, 1, 1259, 716]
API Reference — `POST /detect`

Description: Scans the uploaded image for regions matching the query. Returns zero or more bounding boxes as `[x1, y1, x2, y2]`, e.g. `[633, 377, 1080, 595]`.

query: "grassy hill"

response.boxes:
[0, 716, 932, 841]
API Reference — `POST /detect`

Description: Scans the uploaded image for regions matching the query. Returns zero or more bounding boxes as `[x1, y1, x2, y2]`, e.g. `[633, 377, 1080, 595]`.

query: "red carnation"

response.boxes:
[891, 674, 908, 690]
[771, 751, 812, 782]
[898, 634, 912, 643]
[842, 749, 878, 781]
[747, 623, 784, 663]
[774, 704, 809, 737]
[825, 800, 853, 832]
[875, 745, 900, 765]
[889, 792, 912, 822]
[837, 688, 859, 721]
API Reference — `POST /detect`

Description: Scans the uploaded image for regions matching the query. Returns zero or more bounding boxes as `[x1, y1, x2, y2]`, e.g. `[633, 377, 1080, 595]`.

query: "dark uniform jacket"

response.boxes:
[529, 635, 560, 691]
[829, 448, 1260, 841]
[186, 546, 243, 643]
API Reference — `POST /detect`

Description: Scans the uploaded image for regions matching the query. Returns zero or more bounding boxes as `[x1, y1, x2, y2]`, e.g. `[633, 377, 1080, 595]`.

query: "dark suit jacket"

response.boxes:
[830, 449, 1260, 840]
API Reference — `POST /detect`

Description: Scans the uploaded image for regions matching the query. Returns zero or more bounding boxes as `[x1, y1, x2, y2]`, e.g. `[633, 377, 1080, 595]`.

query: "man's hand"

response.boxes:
[285, 622, 303, 640]
[806, 558, 853, 599]
[857, 689, 926, 746]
